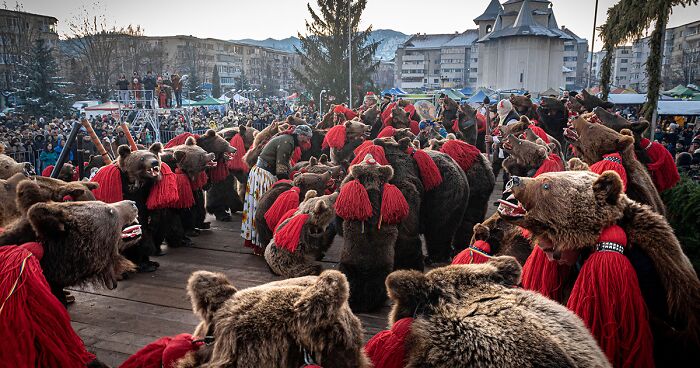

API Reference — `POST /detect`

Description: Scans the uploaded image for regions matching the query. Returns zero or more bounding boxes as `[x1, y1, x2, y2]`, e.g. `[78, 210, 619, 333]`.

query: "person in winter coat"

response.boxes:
[39, 143, 58, 172]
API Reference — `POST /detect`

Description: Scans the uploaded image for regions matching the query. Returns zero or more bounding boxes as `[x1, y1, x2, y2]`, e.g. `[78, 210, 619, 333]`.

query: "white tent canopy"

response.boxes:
[656, 101, 700, 115]
[607, 94, 679, 105]
[232, 94, 249, 102]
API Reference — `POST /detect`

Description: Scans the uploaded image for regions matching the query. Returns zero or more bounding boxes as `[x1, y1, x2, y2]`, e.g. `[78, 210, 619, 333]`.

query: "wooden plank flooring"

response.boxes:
[70, 174, 505, 367]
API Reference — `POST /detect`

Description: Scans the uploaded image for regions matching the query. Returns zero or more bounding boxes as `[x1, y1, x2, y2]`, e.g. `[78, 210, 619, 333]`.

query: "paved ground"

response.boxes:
[70, 174, 505, 366]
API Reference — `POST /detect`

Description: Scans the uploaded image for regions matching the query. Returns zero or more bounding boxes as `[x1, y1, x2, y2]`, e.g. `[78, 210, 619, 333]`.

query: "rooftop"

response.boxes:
[402, 33, 473, 50]
[0, 8, 58, 22]
[478, 0, 574, 42]
[474, 0, 503, 22]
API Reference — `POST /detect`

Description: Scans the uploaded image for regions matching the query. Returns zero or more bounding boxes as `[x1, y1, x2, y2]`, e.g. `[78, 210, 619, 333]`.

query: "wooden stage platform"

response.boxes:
[69, 176, 506, 366]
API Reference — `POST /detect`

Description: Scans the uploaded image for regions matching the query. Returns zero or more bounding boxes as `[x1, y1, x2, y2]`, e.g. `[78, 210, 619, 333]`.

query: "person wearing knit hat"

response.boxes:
[241, 124, 313, 255]
[487, 99, 520, 194]
[380, 93, 393, 113]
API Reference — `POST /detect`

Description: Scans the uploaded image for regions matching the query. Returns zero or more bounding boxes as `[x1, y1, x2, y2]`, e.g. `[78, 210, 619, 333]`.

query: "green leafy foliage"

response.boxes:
[662, 176, 700, 274]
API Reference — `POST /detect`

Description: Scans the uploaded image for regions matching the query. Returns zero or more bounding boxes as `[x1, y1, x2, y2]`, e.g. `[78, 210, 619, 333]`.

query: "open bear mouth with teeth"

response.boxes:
[497, 181, 527, 219]
[146, 165, 161, 177]
[121, 221, 142, 240]
[563, 125, 579, 142]
[502, 140, 514, 151]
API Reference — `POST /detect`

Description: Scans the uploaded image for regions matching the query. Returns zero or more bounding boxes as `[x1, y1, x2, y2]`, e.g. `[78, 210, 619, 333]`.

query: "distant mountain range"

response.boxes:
[229, 29, 410, 61]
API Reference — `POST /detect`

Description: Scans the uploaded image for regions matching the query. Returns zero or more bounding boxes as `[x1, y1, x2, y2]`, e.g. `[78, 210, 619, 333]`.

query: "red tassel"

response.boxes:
[452, 119, 460, 134]
[440, 140, 481, 173]
[533, 153, 565, 177]
[404, 104, 416, 120]
[322, 124, 346, 150]
[590, 152, 627, 191]
[528, 125, 550, 143]
[191, 171, 208, 191]
[164, 133, 199, 149]
[521, 246, 567, 300]
[452, 240, 492, 265]
[380, 183, 409, 226]
[364, 317, 414, 368]
[351, 144, 389, 166]
[381, 102, 396, 125]
[642, 138, 680, 192]
[147, 163, 179, 210]
[0, 243, 96, 367]
[377, 126, 396, 139]
[353, 140, 374, 157]
[120, 333, 201, 368]
[335, 180, 373, 221]
[407, 148, 442, 191]
[91, 164, 123, 203]
[265, 187, 301, 230]
[290, 147, 302, 167]
[567, 225, 654, 367]
[273, 213, 310, 252]
[409, 120, 420, 135]
[41, 165, 53, 177]
[278, 208, 298, 228]
[209, 159, 229, 184]
[226, 134, 249, 173]
[173, 170, 194, 208]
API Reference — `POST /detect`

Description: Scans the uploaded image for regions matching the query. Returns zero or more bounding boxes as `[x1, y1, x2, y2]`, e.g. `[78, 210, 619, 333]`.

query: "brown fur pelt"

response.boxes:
[180, 270, 370, 368]
[243, 121, 289, 168]
[0, 146, 35, 179]
[384, 257, 611, 367]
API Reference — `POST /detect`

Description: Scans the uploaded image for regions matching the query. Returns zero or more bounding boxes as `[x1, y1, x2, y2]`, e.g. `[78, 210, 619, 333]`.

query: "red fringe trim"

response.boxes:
[409, 120, 420, 135]
[147, 163, 179, 210]
[528, 125, 550, 143]
[91, 164, 123, 203]
[209, 159, 229, 184]
[440, 140, 481, 173]
[265, 187, 301, 230]
[191, 171, 208, 191]
[380, 102, 396, 126]
[273, 213, 310, 253]
[0, 244, 95, 367]
[407, 148, 442, 191]
[590, 152, 627, 191]
[642, 138, 680, 192]
[351, 145, 389, 166]
[377, 126, 396, 139]
[164, 133, 199, 149]
[380, 183, 408, 226]
[533, 153, 564, 177]
[227, 134, 249, 173]
[364, 317, 414, 368]
[173, 170, 195, 208]
[41, 165, 53, 177]
[353, 140, 374, 157]
[567, 225, 654, 367]
[322, 124, 346, 150]
[521, 245, 568, 301]
[120, 333, 201, 368]
[452, 240, 492, 265]
[290, 147, 302, 167]
[335, 179, 373, 221]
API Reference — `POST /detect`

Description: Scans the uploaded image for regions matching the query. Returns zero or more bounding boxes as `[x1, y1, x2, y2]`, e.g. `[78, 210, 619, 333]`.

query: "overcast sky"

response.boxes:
[15, 0, 700, 50]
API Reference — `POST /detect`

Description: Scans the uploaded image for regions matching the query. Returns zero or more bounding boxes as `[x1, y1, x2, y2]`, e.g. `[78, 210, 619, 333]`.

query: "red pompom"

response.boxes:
[265, 187, 301, 230]
[408, 120, 420, 135]
[164, 133, 199, 149]
[521, 244, 570, 301]
[273, 213, 310, 252]
[380, 102, 396, 126]
[567, 225, 654, 367]
[364, 317, 414, 368]
[172, 170, 195, 209]
[407, 148, 442, 191]
[290, 147, 302, 167]
[440, 140, 481, 173]
[0, 244, 96, 367]
[590, 152, 627, 191]
[120, 333, 202, 368]
[452, 240, 492, 265]
[642, 138, 680, 192]
[351, 144, 389, 166]
[209, 159, 229, 184]
[322, 124, 347, 150]
[528, 125, 550, 143]
[534, 153, 565, 177]
[41, 165, 53, 177]
[147, 163, 179, 210]
[227, 134, 249, 173]
[476, 112, 487, 133]
[335, 179, 373, 221]
[91, 164, 123, 203]
[377, 126, 396, 139]
[353, 140, 374, 156]
[191, 171, 208, 191]
[380, 183, 409, 226]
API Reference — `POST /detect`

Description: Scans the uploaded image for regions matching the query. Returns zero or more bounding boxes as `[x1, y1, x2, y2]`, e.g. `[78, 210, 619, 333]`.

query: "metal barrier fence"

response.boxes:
[159, 129, 209, 143]
[7, 150, 41, 170]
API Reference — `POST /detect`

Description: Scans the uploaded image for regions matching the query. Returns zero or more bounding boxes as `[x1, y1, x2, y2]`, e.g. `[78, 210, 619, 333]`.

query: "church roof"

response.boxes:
[478, 0, 574, 42]
[474, 0, 503, 22]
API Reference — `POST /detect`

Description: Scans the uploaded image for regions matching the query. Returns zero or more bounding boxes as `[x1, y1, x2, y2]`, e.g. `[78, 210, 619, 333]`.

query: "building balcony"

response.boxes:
[686, 32, 700, 42]
[402, 54, 425, 62]
[401, 72, 425, 78]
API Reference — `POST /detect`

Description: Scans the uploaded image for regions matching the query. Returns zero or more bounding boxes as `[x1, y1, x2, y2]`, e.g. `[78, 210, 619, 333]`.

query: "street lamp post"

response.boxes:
[588, 0, 600, 90]
[348, 0, 352, 107]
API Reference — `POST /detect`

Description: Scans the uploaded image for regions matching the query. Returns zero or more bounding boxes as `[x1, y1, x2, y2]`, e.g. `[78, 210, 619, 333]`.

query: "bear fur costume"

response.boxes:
[242, 121, 288, 169]
[265, 191, 338, 277]
[361, 103, 383, 139]
[1, 180, 141, 305]
[174, 270, 371, 368]
[510, 94, 539, 120]
[335, 154, 411, 312]
[41, 162, 78, 182]
[501, 116, 564, 158]
[254, 171, 334, 247]
[499, 170, 700, 366]
[91, 143, 165, 272]
[0, 144, 36, 179]
[366, 257, 611, 368]
[0, 176, 98, 246]
[327, 119, 373, 168]
[427, 136, 495, 253]
[292, 154, 347, 185]
[592, 107, 652, 163]
[535, 97, 569, 153]
[565, 115, 665, 214]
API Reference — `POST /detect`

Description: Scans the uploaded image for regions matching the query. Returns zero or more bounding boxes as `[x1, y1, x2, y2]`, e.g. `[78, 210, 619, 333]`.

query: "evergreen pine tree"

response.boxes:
[212, 65, 221, 97]
[235, 70, 251, 91]
[15, 39, 70, 117]
[293, 0, 379, 107]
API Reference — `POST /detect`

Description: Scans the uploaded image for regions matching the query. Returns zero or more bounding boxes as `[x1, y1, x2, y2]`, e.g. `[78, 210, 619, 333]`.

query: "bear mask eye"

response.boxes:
[109, 208, 115, 216]
[543, 183, 551, 190]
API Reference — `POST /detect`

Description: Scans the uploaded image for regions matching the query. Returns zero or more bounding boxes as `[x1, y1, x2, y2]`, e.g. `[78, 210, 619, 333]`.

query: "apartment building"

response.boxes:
[561, 26, 589, 89]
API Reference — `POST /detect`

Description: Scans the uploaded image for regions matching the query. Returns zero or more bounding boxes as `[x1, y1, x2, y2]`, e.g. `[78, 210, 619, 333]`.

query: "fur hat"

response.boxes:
[293, 124, 313, 138]
[497, 99, 513, 119]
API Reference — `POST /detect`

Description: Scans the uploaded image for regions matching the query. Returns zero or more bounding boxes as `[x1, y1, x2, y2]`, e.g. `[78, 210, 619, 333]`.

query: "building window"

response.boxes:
[486, 25, 492, 33]
[434, 79, 439, 83]
[564, 45, 575, 51]
[566, 77, 576, 82]
[620, 68, 628, 72]
[621, 49, 630, 54]
[434, 69, 440, 74]
[469, 78, 477, 83]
